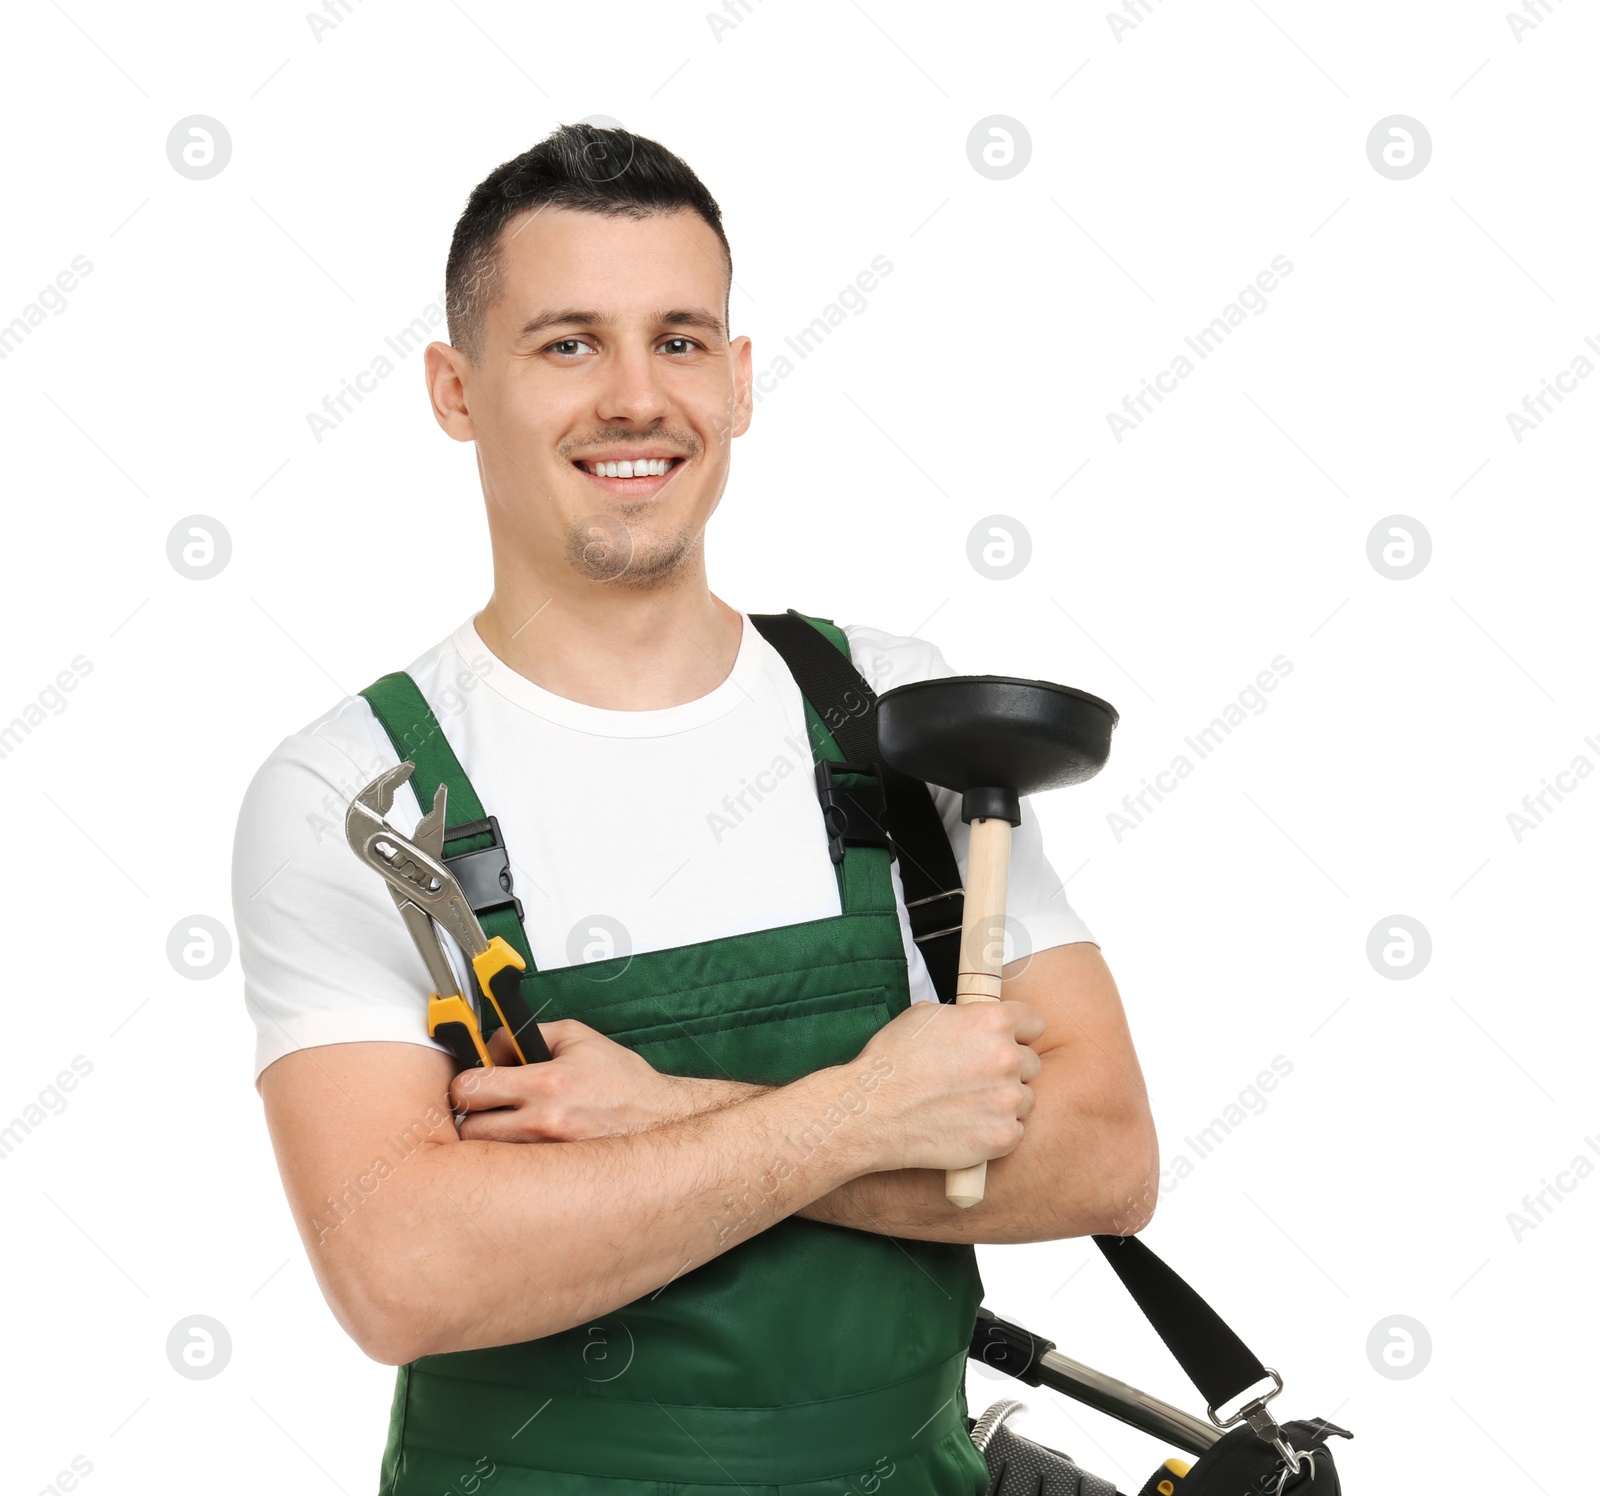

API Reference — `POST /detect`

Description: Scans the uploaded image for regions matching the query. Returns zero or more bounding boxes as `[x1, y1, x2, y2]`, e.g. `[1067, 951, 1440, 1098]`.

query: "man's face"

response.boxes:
[435, 205, 750, 590]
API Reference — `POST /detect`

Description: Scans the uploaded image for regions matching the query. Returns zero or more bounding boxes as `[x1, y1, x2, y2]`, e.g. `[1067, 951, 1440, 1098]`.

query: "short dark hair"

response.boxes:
[444, 123, 732, 364]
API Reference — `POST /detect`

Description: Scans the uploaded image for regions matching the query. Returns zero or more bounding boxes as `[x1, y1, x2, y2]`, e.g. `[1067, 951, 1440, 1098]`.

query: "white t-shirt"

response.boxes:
[232, 613, 1096, 1086]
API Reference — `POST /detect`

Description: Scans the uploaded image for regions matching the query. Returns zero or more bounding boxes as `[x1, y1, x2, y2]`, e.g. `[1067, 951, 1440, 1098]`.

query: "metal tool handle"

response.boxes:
[970, 1307, 1222, 1457]
[1031, 1345, 1221, 1456]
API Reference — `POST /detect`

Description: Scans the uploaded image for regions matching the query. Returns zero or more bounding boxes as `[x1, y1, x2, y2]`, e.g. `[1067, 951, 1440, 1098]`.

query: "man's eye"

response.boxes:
[660, 338, 698, 355]
[549, 338, 591, 356]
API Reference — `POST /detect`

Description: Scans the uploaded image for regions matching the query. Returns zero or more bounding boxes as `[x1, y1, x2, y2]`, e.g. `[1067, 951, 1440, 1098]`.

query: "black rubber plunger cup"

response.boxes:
[876, 676, 1118, 1207]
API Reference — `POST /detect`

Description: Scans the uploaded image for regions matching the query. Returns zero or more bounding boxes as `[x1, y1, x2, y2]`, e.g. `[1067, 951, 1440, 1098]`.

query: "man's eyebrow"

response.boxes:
[515, 307, 726, 341]
[653, 309, 726, 337]
[516, 308, 603, 340]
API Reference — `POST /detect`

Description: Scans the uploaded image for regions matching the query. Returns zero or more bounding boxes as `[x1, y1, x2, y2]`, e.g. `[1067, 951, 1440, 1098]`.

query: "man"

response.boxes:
[235, 123, 1157, 1496]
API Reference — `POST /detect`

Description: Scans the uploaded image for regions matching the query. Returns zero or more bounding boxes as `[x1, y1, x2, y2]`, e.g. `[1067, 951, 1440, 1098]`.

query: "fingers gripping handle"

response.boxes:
[427, 937, 552, 1072]
[948, 815, 1012, 1209]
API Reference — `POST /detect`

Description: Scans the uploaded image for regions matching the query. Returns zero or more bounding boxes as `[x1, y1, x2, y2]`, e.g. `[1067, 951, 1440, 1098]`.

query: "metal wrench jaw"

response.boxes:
[411, 781, 449, 861]
[351, 760, 416, 822]
[346, 763, 450, 863]
[348, 765, 440, 893]
[346, 766, 415, 879]
[344, 762, 493, 976]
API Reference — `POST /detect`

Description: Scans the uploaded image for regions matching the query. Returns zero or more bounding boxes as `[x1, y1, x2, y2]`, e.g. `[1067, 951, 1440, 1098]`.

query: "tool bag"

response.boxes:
[972, 1401, 1348, 1496]
[970, 1398, 1119, 1495]
[749, 614, 1353, 1493]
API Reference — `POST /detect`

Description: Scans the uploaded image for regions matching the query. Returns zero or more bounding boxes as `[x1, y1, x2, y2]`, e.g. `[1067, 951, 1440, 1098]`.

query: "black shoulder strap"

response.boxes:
[974, 1238, 1349, 1466]
[1092, 1234, 1270, 1413]
[750, 610, 966, 1004]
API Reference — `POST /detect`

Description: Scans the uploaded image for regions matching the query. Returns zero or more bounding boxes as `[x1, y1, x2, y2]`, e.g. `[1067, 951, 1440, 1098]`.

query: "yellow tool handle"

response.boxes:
[469, 936, 553, 1066]
[427, 993, 494, 1069]
[425, 938, 548, 1073]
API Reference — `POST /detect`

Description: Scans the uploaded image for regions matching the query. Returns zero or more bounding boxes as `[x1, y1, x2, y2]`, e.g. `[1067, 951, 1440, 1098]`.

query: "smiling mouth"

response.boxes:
[572, 455, 687, 497]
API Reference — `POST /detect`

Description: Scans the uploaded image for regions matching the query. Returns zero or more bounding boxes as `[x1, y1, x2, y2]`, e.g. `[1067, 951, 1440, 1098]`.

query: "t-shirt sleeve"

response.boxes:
[231, 715, 457, 1088]
[843, 622, 1099, 963]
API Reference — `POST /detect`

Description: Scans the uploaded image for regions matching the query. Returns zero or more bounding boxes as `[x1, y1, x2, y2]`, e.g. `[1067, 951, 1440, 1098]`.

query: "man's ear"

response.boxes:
[425, 341, 476, 441]
[729, 334, 754, 440]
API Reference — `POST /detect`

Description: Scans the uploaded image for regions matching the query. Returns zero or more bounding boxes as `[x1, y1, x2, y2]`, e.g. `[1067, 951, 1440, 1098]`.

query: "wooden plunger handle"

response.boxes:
[947, 814, 1013, 1208]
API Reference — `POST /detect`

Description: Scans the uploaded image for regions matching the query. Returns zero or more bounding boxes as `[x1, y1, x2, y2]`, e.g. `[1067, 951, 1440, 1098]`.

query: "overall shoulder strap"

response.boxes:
[361, 671, 488, 823]
[359, 672, 536, 996]
[750, 611, 965, 1003]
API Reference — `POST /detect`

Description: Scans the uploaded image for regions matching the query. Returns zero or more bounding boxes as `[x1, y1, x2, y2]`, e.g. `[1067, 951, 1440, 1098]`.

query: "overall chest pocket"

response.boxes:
[519, 911, 912, 1086]
[596, 982, 893, 1086]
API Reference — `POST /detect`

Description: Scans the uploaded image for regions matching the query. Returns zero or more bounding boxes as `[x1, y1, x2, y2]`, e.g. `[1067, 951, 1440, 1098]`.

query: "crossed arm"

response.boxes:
[259, 940, 1156, 1361]
[461, 940, 1157, 1245]
[814, 942, 1156, 1242]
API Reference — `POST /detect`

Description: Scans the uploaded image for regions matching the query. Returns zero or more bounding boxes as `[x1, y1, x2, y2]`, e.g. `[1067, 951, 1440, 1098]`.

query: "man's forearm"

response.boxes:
[649, 1056, 1126, 1248]
[632, 1046, 1152, 1246]
[364, 1062, 876, 1361]
[664, 1074, 773, 1119]
[799, 1051, 1152, 1243]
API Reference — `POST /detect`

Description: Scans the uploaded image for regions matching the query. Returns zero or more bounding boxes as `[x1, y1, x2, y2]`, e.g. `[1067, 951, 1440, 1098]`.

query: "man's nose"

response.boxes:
[597, 345, 671, 425]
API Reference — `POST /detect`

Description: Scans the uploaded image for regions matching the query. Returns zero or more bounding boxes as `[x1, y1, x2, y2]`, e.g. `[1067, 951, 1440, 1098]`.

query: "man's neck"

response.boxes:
[474, 578, 744, 712]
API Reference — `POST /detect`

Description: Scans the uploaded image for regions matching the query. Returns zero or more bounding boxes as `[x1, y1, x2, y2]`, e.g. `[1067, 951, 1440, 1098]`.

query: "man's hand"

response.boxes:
[449, 998, 1046, 1163]
[255, 974, 1086, 1363]
[851, 997, 1045, 1173]
[449, 1021, 766, 1142]
[798, 945, 1159, 1245]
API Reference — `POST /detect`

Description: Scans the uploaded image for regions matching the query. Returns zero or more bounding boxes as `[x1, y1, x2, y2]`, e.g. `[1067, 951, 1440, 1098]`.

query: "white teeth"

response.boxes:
[586, 458, 671, 477]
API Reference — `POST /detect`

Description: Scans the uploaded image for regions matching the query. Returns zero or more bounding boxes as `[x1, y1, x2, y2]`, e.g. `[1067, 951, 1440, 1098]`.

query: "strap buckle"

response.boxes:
[1208, 1369, 1306, 1476]
[905, 886, 965, 944]
[441, 815, 525, 923]
[814, 758, 892, 866]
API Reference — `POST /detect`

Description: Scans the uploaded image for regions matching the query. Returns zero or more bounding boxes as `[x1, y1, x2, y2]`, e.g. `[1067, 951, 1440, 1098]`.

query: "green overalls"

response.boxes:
[359, 613, 989, 1496]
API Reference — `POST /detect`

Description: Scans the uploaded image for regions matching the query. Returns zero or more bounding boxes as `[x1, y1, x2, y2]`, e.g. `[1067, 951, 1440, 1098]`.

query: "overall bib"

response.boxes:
[359, 613, 989, 1496]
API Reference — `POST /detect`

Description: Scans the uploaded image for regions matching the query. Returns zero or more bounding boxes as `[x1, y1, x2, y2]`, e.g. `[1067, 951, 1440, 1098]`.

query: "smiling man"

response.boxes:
[235, 123, 1157, 1496]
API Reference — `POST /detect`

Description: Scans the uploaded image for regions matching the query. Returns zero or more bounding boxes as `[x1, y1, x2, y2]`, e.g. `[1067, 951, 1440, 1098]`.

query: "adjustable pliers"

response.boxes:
[345, 762, 551, 1070]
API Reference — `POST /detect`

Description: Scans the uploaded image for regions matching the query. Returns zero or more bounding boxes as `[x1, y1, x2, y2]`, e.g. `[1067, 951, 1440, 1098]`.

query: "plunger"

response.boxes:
[876, 675, 1119, 1207]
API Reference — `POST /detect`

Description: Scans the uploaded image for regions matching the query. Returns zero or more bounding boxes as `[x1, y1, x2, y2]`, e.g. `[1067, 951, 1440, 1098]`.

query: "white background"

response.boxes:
[2, 0, 1596, 1490]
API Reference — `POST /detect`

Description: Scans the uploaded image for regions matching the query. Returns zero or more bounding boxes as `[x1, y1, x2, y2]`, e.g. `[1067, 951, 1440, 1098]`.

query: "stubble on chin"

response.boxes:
[563, 512, 703, 590]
